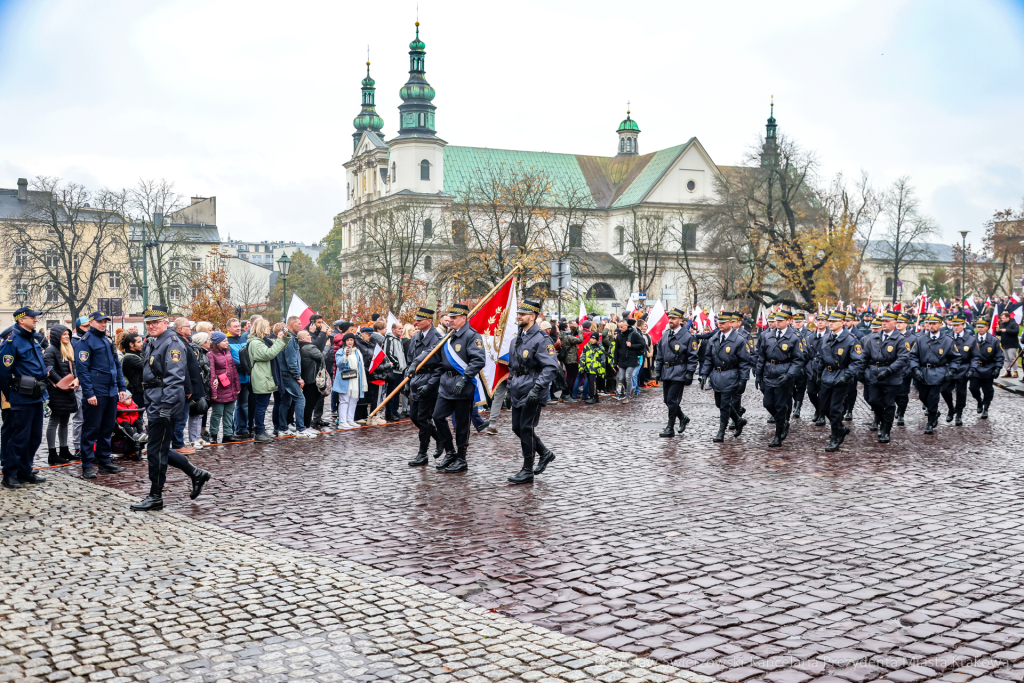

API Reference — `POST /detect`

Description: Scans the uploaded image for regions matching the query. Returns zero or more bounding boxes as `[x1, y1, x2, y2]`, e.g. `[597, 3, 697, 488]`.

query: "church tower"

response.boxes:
[352, 59, 385, 152]
[616, 108, 640, 157]
[760, 97, 778, 167]
[389, 21, 447, 195]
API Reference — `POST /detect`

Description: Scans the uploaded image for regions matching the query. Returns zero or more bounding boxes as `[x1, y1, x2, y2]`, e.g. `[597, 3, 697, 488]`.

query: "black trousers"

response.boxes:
[713, 390, 741, 426]
[762, 383, 793, 436]
[146, 414, 196, 494]
[843, 380, 858, 412]
[433, 395, 471, 452]
[819, 383, 848, 433]
[970, 376, 995, 406]
[511, 402, 547, 468]
[895, 375, 912, 413]
[384, 374, 402, 419]
[806, 375, 821, 410]
[867, 383, 900, 426]
[302, 384, 321, 428]
[81, 395, 118, 468]
[409, 385, 439, 453]
[793, 372, 807, 404]
[3, 404, 43, 479]
[920, 382, 948, 421]
[941, 377, 968, 413]
[662, 380, 685, 422]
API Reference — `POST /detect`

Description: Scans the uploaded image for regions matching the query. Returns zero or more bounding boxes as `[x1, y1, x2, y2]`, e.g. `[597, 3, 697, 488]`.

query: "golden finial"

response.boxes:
[627, 100, 631, 115]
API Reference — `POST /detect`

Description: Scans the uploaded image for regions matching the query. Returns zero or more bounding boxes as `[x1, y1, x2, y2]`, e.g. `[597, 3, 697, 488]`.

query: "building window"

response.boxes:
[568, 225, 583, 248]
[169, 286, 181, 301]
[108, 272, 121, 289]
[130, 286, 142, 300]
[391, 162, 396, 183]
[686, 179, 697, 192]
[46, 283, 59, 303]
[424, 255, 432, 272]
[620, 138, 625, 153]
[239, 253, 248, 260]
[616, 226, 624, 254]
[885, 277, 893, 296]
[423, 218, 432, 238]
[169, 259, 181, 271]
[191, 257, 203, 271]
[586, 283, 615, 300]
[13, 247, 28, 268]
[626, 138, 632, 153]
[511, 223, 526, 247]
[420, 160, 430, 181]
[45, 250, 59, 268]
[681, 223, 697, 251]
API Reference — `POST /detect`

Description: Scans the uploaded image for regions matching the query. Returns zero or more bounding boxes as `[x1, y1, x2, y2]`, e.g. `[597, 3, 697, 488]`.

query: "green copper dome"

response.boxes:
[399, 82, 435, 102]
[397, 21, 438, 138]
[617, 111, 640, 133]
[409, 21, 425, 51]
[352, 60, 384, 151]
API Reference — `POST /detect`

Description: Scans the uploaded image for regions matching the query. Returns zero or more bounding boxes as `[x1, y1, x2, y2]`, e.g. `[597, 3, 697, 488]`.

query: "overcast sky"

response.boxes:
[0, 0, 1021, 249]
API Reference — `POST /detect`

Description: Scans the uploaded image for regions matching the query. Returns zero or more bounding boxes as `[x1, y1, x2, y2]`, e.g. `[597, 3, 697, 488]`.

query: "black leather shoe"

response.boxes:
[793, 401, 802, 419]
[409, 452, 429, 466]
[732, 418, 747, 436]
[2, 476, 22, 489]
[444, 458, 467, 473]
[713, 422, 727, 442]
[976, 401, 983, 414]
[924, 421, 934, 434]
[98, 463, 124, 474]
[896, 411, 905, 426]
[82, 468, 97, 479]
[130, 495, 164, 511]
[879, 430, 890, 443]
[869, 420, 879, 431]
[584, 397, 597, 404]
[981, 403, 989, 419]
[836, 426, 849, 446]
[659, 425, 675, 437]
[432, 443, 444, 459]
[18, 472, 46, 484]
[767, 415, 776, 424]
[768, 436, 782, 447]
[436, 451, 457, 470]
[508, 468, 534, 484]
[534, 450, 556, 474]
[843, 410, 853, 421]
[954, 412, 963, 426]
[825, 436, 840, 452]
[945, 410, 954, 423]
[678, 414, 690, 432]
[189, 469, 211, 500]
[814, 413, 827, 426]
[780, 420, 790, 440]
[48, 448, 60, 465]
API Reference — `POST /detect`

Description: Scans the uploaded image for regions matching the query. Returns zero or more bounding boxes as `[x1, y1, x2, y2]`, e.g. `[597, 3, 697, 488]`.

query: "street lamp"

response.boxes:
[277, 252, 292, 323]
[959, 231, 969, 301]
[16, 288, 27, 306]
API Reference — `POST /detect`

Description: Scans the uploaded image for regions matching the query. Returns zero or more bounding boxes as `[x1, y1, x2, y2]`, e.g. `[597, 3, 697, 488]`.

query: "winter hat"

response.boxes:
[191, 332, 210, 345]
[210, 331, 227, 344]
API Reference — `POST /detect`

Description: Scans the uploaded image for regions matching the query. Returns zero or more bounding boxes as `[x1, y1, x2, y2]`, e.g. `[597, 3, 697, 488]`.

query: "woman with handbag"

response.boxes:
[43, 325, 78, 464]
[188, 332, 212, 448]
[246, 318, 290, 444]
[207, 331, 241, 443]
[333, 333, 367, 429]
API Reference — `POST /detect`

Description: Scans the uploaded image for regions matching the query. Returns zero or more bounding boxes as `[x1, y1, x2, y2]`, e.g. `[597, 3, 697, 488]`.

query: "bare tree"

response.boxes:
[818, 171, 882, 302]
[227, 261, 271, 316]
[541, 179, 599, 305]
[1, 177, 126, 321]
[623, 210, 670, 300]
[873, 176, 938, 303]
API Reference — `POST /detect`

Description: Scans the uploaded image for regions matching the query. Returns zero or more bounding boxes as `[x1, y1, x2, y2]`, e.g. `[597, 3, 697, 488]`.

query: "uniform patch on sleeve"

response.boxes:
[78, 350, 89, 362]
[474, 338, 483, 348]
[905, 342, 911, 350]
[2, 354, 12, 367]
[691, 341, 698, 351]
[170, 350, 181, 363]
[546, 344, 555, 355]
[854, 344, 862, 353]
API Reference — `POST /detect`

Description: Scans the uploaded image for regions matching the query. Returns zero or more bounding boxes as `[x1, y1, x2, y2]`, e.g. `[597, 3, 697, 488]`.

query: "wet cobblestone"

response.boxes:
[59, 388, 1024, 681]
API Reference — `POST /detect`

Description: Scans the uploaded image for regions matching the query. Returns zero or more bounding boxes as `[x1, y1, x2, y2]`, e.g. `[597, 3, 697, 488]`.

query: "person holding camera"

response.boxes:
[0, 306, 50, 489]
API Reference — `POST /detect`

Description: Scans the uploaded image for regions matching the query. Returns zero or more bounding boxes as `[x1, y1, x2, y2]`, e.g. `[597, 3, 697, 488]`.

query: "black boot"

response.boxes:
[444, 447, 468, 473]
[59, 445, 75, 463]
[435, 448, 457, 470]
[793, 400, 802, 418]
[1, 476, 22, 489]
[954, 411, 963, 427]
[945, 408, 954, 423]
[98, 463, 124, 474]
[924, 419, 934, 434]
[48, 448, 60, 466]
[835, 425, 849, 446]
[813, 410, 826, 426]
[593, 393, 600, 404]
[981, 402, 989, 419]
[896, 409, 905, 426]
[976, 399, 984, 414]
[190, 469, 211, 500]
[508, 468, 534, 484]
[780, 420, 790, 441]
[585, 396, 597, 404]
[534, 449, 556, 474]
[825, 430, 840, 452]
[677, 413, 690, 433]
[131, 491, 164, 511]
[408, 451, 429, 466]
[713, 420, 727, 442]
[732, 417, 747, 436]
[869, 414, 879, 431]
[432, 442, 444, 459]
[659, 415, 676, 438]
[843, 410, 853, 422]
[878, 422, 891, 443]
[768, 435, 782, 447]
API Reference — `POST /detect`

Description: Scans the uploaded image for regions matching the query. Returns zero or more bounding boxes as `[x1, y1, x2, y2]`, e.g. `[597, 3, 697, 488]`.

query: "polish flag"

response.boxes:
[964, 296, 976, 310]
[386, 311, 401, 333]
[893, 302, 902, 312]
[990, 307, 1000, 336]
[625, 295, 636, 317]
[756, 305, 768, 329]
[578, 299, 587, 325]
[368, 343, 386, 385]
[647, 300, 668, 343]
[287, 294, 316, 328]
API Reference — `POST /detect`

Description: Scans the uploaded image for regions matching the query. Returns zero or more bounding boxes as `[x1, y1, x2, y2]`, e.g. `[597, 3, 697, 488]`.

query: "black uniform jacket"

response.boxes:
[700, 329, 753, 393]
[437, 323, 486, 401]
[969, 332, 1003, 378]
[408, 325, 444, 392]
[508, 323, 560, 408]
[755, 327, 806, 389]
[655, 326, 699, 383]
[142, 329, 188, 419]
[860, 330, 910, 386]
[908, 332, 962, 386]
[818, 329, 865, 388]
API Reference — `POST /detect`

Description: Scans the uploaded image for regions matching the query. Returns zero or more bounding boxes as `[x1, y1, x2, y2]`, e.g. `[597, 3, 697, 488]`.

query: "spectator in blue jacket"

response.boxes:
[226, 317, 253, 438]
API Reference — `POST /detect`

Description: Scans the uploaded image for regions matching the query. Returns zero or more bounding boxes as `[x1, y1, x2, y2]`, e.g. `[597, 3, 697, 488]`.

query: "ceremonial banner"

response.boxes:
[647, 300, 668, 343]
[469, 276, 517, 397]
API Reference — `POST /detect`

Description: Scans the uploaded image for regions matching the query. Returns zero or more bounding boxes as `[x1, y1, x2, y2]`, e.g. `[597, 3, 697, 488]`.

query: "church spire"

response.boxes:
[396, 21, 437, 138]
[760, 96, 779, 168]
[352, 52, 384, 152]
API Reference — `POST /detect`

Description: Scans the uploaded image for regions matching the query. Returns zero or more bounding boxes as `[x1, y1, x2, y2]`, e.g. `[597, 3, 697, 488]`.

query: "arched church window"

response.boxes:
[391, 162, 396, 183]
[620, 138, 625, 153]
[586, 283, 615, 300]
[424, 255, 432, 272]
[420, 160, 430, 181]
[626, 138, 633, 153]
[423, 218, 433, 238]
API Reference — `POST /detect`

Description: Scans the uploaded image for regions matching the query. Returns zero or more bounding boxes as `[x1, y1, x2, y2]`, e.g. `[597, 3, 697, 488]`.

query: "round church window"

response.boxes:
[686, 180, 697, 192]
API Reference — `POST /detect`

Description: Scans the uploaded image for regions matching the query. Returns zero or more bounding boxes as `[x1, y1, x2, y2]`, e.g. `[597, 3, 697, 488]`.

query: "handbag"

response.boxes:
[55, 374, 76, 391]
[189, 396, 208, 415]
[341, 368, 357, 380]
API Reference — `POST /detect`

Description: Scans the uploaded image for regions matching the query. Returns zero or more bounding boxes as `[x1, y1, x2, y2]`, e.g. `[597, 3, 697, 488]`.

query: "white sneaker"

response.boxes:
[346, 422, 360, 429]
[297, 429, 317, 438]
[192, 441, 203, 450]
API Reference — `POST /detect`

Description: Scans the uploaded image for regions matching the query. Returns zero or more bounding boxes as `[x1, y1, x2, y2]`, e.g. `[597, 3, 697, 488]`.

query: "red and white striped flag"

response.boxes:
[286, 294, 316, 328]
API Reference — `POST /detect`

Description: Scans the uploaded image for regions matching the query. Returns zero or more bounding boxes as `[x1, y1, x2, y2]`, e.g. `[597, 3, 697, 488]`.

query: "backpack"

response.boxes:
[315, 354, 331, 396]
[237, 342, 253, 376]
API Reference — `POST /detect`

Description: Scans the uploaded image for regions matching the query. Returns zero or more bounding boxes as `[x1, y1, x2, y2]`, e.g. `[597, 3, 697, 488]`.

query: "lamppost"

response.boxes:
[277, 253, 292, 323]
[16, 288, 27, 306]
[959, 231, 969, 301]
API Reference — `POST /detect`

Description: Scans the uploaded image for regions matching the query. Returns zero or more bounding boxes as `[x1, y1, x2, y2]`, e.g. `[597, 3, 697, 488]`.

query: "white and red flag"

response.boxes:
[468, 275, 517, 398]
[647, 300, 668, 343]
[756, 305, 768, 329]
[286, 294, 316, 328]
[368, 343, 387, 386]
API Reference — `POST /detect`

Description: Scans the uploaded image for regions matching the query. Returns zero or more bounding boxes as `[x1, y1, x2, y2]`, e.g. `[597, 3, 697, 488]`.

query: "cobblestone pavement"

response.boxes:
[54, 387, 1024, 682]
[0, 474, 708, 683]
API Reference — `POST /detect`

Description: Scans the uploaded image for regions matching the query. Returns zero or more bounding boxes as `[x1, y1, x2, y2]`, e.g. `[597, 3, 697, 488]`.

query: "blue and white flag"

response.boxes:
[443, 338, 487, 406]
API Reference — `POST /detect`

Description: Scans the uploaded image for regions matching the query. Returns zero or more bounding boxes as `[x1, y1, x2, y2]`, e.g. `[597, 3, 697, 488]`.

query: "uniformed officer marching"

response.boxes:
[755, 310, 805, 447]
[806, 315, 829, 426]
[894, 314, 916, 425]
[790, 313, 810, 418]
[842, 312, 860, 421]
[860, 311, 909, 443]
[655, 307, 699, 438]
[939, 314, 977, 426]
[432, 303, 486, 473]
[406, 307, 446, 467]
[818, 310, 865, 452]
[506, 299, 560, 484]
[729, 311, 751, 429]
[909, 313, 962, 434]
[130, 305, 211, 512]
[699, 313, 753, 442]
[0, 306, 49, 489]
[74, 310, 127, 479]
[968, 319, 1001, 418]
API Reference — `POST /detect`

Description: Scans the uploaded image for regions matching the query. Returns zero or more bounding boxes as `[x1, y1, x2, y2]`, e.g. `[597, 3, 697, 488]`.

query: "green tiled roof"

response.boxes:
[442, 141, 692, 210]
